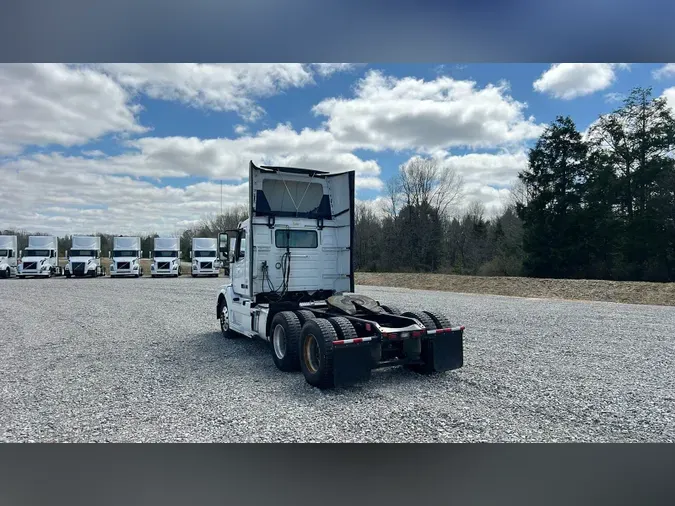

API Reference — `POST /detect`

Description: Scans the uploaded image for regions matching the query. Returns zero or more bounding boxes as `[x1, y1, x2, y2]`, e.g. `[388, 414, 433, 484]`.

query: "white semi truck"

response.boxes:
[0, 235, 18, 278]
[216, 162, 465, 390]
[109, 236, 143, 278]
[64, 235, 104, 277]
[190, 237, 221, 277]
[17, 235, 63, 278]
[150, 237, 182, 277]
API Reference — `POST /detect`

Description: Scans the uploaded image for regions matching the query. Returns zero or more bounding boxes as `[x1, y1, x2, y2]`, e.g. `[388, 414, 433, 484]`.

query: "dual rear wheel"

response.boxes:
[269, 311, 357, 389]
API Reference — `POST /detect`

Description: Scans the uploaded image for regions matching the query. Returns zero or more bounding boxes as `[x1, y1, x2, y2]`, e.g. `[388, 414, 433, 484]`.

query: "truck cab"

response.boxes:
[216, 162, 465, 390]
[0, 235, 18, 279]
[17, 235, 62, 278]
[150, 237, 182, 277]
[64, 236, 103, 277]
[190, 237, 220, 277]
[109, 236, 143, 278]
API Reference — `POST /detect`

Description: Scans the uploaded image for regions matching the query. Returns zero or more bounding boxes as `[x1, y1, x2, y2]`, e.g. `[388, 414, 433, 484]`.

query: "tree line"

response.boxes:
[3, 87, 673, 281]
[355, 86, 674, 282]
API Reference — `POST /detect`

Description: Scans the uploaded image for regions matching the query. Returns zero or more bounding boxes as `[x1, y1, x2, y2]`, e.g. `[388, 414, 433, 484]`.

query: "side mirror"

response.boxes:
[108, 251, 111, 258]
[149, 251, 153, 258]
[141, 250, 144, 258]
[19, 249, 23, 257]
[189, 251, 192, 260]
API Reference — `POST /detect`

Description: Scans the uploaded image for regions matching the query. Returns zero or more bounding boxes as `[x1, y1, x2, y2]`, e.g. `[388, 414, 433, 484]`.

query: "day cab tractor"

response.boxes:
[216, 161, 465, 389]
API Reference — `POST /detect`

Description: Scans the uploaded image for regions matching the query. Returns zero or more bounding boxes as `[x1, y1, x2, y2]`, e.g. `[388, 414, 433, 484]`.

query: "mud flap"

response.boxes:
[332, 342, 373, 387]
[427, 329, 464, 372]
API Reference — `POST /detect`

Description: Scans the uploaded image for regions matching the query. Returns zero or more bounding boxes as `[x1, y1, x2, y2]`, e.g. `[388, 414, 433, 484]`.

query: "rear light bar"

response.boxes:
[332, 326, 466, 346]
[332, 336, 375, 346]
[426, 325, 465, 335]
[381, 330, 426, 340]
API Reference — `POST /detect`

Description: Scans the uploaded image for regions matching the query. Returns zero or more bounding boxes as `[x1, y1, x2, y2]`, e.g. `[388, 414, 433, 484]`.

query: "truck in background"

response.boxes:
[150, 237, 182, 277]
[17, 235, 62, 278]
[64, 236, 104, 277]
[0, 235, 18, 278]
[216, 162, 465, 390]
[109, 236, 143, 278]
[190, 237, 221, 277]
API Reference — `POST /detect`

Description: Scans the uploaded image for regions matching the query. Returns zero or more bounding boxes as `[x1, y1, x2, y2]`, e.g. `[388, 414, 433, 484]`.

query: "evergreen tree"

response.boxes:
[517, 116, 587, 278]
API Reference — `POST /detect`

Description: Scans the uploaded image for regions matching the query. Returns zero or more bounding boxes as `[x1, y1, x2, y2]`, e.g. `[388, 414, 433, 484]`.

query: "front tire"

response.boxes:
[219, 301, 237, 339]
[299, 318, 339, 389]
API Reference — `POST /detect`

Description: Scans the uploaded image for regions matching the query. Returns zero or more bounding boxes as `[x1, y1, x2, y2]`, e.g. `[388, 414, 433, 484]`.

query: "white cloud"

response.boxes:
[0, 122, 385, 234]
[312, 70, 544, 152]
[312, 63, 363, 77]
[96, 63, 362, 123]
[661, 87, 675, 114]
[0, 161, 250, 236]
[392, 150, 529, 216]
[652, 64, 675, 80]
[0, 63, 362, 157]
[604, 92, 625, 103]
[0, 63, 147, 155]
[97, 63, 319, 123]
[0, 64, 545, 234]
[123, 123, 383, 185]
[533, 63, 629, 100]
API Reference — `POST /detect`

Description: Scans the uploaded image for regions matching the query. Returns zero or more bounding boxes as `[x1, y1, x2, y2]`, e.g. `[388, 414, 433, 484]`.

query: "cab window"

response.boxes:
[275, 229, 318, 248]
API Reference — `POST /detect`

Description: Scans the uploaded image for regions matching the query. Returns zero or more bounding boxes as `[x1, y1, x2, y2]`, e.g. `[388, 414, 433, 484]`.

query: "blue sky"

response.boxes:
[2, 63, 675, 235]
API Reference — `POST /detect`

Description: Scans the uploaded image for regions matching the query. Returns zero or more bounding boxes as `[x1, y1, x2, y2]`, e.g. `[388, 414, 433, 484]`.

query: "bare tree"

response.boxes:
[397, 156, 464, 217]
[507, 177, 530, 210]
[381, 176, 401, 219]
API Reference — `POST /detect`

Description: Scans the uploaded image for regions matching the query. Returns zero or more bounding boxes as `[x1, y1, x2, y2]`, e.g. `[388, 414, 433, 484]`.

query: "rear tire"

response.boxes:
[300, 318, 338, 389]
[401, 310, 446, 374]
[270, 311, 302, 372]
[326, 316, 358, 341]
[401, 311, 435, 329]
[380, 304, 402, 315]
[423, 311, 452, 330]
[294, 310, 316, 327]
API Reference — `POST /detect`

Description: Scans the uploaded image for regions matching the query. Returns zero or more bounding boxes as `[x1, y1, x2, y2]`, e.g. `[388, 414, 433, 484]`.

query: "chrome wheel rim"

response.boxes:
[273, 325, 286, 359]
[220, 306, 229, 333]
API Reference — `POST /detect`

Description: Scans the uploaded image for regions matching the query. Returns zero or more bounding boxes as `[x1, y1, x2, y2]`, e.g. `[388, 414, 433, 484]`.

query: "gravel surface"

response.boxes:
[1, 277, 673, 442]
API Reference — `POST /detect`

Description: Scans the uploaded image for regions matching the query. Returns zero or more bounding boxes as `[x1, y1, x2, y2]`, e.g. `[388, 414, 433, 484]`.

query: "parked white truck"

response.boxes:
[150, 237, 182, 277]
[0, 235, 19, 278]
[216, 162, 465, 390]
[190, 237, 221, 277]
[17, 235, 63, 278]
[109, 236, 143, 278]
[64, 235, 104, 277]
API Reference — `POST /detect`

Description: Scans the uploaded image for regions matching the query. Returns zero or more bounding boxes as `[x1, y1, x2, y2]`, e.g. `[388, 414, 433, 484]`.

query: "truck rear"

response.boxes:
[109, 236, 143, 278]
[18, 235, 62, 278]
[190, 237, 220, 277]
[151, 237, 182, 277]
[64, 236, 104, 277]
[216, 161, 465, 389]
[0, 235, 18, 278]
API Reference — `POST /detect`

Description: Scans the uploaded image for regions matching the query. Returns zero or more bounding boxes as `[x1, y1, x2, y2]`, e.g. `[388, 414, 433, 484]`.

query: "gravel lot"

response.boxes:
[1, 276, 673, 442]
